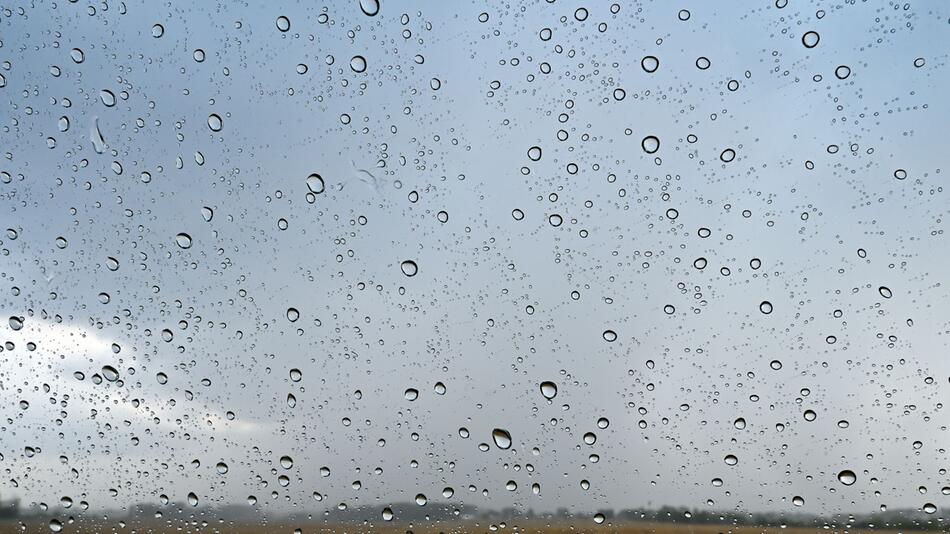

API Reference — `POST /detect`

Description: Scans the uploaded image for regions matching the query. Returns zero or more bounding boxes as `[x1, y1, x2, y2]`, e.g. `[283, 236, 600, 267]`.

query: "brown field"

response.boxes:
[0, 520, 928, 534]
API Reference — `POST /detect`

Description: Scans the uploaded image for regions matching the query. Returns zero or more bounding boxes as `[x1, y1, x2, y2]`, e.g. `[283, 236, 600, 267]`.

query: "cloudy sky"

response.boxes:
[2, 0, 950, 525]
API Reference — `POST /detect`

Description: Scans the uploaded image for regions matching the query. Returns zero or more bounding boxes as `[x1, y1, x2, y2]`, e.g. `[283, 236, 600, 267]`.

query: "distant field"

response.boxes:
[0, 519, 930, 534]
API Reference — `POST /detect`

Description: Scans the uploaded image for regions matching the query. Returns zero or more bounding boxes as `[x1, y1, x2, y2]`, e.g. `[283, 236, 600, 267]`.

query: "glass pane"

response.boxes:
[1, 0, 947, 532]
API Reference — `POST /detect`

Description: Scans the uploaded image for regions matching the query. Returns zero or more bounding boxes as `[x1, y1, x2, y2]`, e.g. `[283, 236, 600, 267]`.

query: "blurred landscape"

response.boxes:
[1, 497, 945, 533]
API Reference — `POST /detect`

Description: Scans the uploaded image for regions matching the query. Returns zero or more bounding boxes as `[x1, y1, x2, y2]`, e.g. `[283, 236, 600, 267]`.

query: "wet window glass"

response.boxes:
[1, 0, 948, 532]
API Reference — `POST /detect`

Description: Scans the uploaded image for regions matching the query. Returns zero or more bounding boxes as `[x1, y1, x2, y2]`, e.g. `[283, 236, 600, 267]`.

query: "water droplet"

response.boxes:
[306, 173, 325, 194]
[207, 113, 222, 132]
[835, 65, 851, 80]
[175, 233, 193, 249]
[548, 214, 563, 227]
[49, 519, 63, 532]
[100, 89, 116, 107]
[359, 0, 380, 17]
[404, 388, 419, 401]
[802, 31, 820, 48]
[837, 470, 857, 485]
[527, 146, 542, 161]
[724, 454, 738, 466]
[641, 135, 660, 154]
[759, 301, 773, 314]
[382, 507, 393, 521]
[276, 16, 290, 32]
[193, 49, 205, 62]
[792, 495, 805, 507]
[924, 503, 937, 514]
[734, 417, 746, 430]
[641, 55, 659, 73]
[720, 148, 736, 162]
[602, 329, 617, 342]
[187, 492, 198, 506]
[350, 55, 367, 73]
[70, 48, 85, 63]
[9, 316, 23, 331]
[879, 286, 892, 298]
[101, 365, 119, 382]
[414, 494, 427, 506]
[492, 428, 512, 449]
[540, 381, 557, 399]
[770, 360, 782, 370]
[216, 462, 228, 474]
[400, 260, 418, 277]
[803, 409, 817, 421]
[280, 455, 293, 469]
[290, 369, 302, 382]
[151, 23, 164, 38]
[286, 308, 299, 322]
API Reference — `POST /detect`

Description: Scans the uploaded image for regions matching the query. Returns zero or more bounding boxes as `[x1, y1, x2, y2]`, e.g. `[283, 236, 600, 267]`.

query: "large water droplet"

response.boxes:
[207, 113, 222, 132]
[492, 428, 512, 449]
[641, 135, 660, 154]
[400, 260, 418, 277]
[540, 381, 557, 399]
[100, 89, 116, 107]
[641, 55, 659, 73]
[306, 173, 325, 194]
[175, 233, 193, 249]
[837, 469, 857, 485]
[101, 365, 119, 382]
[350, 55, 367, 73]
